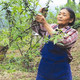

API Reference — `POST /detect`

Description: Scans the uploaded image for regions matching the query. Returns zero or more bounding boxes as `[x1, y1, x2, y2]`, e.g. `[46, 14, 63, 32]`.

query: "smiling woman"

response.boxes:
[31, 7, 78, 80]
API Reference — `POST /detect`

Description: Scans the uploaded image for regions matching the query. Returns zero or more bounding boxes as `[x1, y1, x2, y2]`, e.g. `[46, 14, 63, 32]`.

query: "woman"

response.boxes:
[32, 7, 78, 80]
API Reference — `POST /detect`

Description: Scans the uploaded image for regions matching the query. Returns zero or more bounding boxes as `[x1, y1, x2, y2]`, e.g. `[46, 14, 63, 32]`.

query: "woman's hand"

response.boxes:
[35, 15, 47, 24]
[39, 8, 48, 17]
[35, 15, 54, 36]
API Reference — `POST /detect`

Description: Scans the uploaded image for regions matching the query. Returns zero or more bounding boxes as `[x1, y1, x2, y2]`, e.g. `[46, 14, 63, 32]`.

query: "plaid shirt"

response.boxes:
[32, 23, 78, 49]
[32, 22, 78, 63]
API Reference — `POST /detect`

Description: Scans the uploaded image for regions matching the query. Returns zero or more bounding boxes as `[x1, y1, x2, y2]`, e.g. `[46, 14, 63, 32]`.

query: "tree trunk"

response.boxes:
[67, 0, 69, 4]
[0, 45, 9, 61]
[79, 0, 80, 4]
[73, 0, 75, 4]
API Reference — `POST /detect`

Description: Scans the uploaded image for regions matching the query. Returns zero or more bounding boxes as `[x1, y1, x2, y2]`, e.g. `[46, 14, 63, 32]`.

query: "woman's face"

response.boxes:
[57, 9, 73, 26]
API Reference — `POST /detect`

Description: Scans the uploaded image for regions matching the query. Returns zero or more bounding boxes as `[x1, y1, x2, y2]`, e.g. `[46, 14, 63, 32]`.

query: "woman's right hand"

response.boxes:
[35, 15, 47, 25]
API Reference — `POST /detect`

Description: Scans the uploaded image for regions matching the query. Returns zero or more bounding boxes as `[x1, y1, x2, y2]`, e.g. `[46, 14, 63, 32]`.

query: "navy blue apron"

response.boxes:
[36, 41, 72, 80]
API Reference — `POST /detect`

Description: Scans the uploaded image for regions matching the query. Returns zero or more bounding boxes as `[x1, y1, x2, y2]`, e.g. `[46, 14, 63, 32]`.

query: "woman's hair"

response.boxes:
[61, 7, 75, 26]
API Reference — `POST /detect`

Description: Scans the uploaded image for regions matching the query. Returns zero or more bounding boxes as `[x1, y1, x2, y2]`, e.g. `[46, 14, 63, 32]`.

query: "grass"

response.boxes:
[0, 51, 39, 80]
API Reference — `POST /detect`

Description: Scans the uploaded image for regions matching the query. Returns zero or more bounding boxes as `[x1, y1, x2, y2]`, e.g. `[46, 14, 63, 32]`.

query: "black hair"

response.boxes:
[61, 7, 75, 26]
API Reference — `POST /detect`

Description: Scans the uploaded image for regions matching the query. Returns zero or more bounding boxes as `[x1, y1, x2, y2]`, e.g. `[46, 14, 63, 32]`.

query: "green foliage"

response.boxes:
[76, 13, 80, 20]
[0, 0, 42, 52]
[47, 11, 57, 24]
[0, 49, 40, 72]
[0, 0, 42, 72]
[65, 0, 76, 12]
[0, 29, 9, 46]
[44, 29, 65, 44]
[73, 20, 80, 29]
[0, 0, 41, 45]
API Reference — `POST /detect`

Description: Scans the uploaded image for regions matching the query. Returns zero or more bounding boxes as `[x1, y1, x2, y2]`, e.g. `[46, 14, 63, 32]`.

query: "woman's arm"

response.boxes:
[31, 20, 47, 37]
[31, 8, 49, 37]
[31, 14, 57, 37]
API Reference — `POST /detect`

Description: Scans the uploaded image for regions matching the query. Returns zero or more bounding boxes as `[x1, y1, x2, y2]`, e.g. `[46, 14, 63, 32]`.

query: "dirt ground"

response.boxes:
[70, 32, 80, 80]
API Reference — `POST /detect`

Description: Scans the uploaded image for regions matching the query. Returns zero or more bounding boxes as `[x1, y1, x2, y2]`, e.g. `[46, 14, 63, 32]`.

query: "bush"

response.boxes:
[73, 20, 80, 29]
[76, 13, 80, 20]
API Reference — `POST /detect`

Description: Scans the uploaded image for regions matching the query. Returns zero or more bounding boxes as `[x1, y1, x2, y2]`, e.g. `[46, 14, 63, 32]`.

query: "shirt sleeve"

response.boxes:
[56, 28, 78, 48]
[31, 20, 47, 37]
[31, 21, 57, 37]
